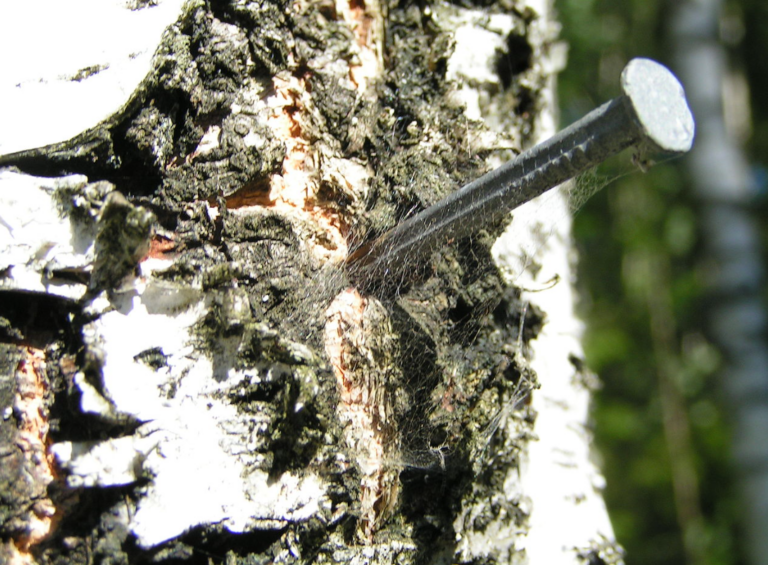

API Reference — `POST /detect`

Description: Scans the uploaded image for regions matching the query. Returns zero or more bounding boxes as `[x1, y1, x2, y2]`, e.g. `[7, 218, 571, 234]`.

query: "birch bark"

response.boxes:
[0, 0, 620, 563]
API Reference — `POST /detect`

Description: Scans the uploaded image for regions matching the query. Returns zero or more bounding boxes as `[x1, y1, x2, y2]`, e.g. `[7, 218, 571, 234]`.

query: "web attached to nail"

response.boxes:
[492, 162, 637, 287]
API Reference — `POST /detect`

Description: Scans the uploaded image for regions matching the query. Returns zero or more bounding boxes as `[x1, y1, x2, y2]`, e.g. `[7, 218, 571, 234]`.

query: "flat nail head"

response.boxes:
[622, 58, 695, 154]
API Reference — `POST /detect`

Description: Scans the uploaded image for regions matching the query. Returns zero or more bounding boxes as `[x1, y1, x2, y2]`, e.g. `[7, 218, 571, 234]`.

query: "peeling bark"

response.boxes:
[0, 0, 619, 563]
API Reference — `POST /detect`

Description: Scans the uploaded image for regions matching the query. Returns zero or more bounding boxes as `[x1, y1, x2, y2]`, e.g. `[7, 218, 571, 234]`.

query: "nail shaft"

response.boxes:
[347, 58, 694, 294]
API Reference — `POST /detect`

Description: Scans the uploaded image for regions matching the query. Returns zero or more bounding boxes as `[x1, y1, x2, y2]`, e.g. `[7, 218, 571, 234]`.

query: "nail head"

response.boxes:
[621, 58, 695, 154]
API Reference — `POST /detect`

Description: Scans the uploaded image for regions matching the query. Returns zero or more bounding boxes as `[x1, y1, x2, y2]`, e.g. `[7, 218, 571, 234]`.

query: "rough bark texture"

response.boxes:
[0, 0, 618, 563]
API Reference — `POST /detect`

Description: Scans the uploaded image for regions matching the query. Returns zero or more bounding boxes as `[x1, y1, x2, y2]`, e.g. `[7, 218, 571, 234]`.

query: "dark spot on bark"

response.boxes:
[0, 292, 80, 349]
[69, 64, 109, 82]
[496, 33, 534, 89]
[30, 486, 138, 565]
[166, 526, 288, 564]
[515, 84, 536, 116]
[133, 347, 170, 371]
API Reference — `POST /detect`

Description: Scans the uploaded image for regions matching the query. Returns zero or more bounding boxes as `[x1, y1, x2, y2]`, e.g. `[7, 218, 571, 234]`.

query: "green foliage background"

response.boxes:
[556, 0, 768, 563]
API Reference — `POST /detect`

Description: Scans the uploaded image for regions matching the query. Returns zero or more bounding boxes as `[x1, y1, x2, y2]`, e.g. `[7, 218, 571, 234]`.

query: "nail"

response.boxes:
[346, 58, 695, 295]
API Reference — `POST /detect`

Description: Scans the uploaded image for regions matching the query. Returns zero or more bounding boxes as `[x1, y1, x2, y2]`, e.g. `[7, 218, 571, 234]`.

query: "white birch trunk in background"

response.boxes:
[0, 0, 620, 563]
[671, 2, 768, 564]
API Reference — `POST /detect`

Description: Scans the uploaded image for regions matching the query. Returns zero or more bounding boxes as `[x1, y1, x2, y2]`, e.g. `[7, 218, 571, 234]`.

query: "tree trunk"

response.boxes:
[671, 2, 768, 563]
[0, 0, 621, 563]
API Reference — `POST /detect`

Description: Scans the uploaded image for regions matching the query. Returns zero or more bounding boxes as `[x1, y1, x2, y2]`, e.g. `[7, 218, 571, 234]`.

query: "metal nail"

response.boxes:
[346, 58, 695, 295]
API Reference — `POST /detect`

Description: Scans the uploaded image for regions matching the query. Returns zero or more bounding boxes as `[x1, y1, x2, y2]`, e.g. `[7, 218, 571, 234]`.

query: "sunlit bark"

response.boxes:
[0, 1, 620, 563]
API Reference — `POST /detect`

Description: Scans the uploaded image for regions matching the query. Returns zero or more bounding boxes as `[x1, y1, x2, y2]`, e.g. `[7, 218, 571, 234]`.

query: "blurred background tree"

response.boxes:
[556, 0, 768, 564]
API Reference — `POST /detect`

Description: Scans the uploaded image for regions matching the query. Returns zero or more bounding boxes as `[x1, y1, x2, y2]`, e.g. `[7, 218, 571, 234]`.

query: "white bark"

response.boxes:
[0, 0, 620, 562]
[0, 0, 187, 156]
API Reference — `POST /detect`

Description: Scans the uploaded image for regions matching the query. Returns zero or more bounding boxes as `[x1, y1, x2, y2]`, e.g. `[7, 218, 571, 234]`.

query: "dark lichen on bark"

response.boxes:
[355, 5, 485, 239]
[575, 536, 627, 565]
[0, 347, 37, 544]
[0, 0, 550, 562]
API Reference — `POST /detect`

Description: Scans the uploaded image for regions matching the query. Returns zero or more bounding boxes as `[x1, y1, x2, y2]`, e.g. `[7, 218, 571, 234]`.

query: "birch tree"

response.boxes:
[0, 0, 621, 563]
[672, 1, 768, 563]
